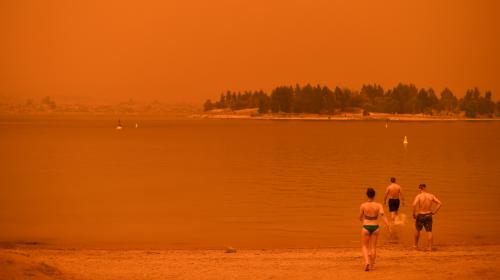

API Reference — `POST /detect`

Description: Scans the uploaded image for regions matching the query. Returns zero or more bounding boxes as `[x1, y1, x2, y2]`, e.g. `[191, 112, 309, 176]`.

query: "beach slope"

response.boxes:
[1, 245, 499, 280]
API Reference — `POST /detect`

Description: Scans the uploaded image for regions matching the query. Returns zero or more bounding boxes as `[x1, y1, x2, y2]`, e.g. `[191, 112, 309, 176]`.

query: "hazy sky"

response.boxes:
[1, 0, 499, 103]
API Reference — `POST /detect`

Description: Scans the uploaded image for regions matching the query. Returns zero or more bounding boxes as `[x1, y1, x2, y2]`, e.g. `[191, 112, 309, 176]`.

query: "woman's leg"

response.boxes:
[361, 228, 371, 269]
[370, 229, 380, 268]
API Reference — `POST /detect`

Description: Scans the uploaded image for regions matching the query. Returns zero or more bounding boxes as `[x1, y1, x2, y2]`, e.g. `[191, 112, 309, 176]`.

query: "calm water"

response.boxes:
[1, 117, 500, 249]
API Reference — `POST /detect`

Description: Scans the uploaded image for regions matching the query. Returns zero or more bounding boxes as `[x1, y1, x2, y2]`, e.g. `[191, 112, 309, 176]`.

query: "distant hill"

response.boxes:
[0, 97, 199, 116]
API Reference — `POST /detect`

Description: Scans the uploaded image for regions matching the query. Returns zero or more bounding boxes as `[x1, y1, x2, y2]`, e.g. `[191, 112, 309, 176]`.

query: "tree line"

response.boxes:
[204, 84, 500, 118]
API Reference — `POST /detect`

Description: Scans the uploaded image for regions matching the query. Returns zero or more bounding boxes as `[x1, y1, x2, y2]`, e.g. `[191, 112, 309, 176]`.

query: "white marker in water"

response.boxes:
[116, 120, 123, 130]
[403, 136, 408, 144]
[135, 122, 138, 128]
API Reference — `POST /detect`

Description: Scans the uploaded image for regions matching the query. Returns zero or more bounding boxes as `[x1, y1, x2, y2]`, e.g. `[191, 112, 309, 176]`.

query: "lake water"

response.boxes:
[1, 116, 499, 249]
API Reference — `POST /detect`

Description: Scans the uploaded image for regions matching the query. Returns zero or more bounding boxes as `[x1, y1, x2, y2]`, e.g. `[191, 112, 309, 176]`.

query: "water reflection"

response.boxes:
[0, 118, 499, 248]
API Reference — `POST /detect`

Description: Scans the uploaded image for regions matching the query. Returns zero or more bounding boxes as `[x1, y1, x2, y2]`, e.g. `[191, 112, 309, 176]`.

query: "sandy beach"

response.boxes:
[1, 244, 499, 280]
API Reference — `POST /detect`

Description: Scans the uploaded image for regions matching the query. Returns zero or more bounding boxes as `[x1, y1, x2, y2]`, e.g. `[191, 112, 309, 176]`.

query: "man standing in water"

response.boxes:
[412, 183, 443, 251]
[384, 177, 405, 224]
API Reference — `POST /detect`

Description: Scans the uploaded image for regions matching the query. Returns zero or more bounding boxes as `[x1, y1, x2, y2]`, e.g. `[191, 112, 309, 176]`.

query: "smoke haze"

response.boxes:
[1, 0, 499, 103]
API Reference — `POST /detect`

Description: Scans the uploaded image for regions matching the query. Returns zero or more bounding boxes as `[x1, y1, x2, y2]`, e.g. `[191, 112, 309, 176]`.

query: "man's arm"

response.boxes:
[432, 196, 443, 215]
[412, 195, 419, 219]
[383, 187, 389, 205]
[399, 187, 405, 206]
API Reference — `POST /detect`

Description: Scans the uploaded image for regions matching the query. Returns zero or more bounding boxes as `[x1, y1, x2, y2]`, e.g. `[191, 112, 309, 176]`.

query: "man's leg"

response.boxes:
[414, 229, 420, 248]
[390, 211, 396, 223]
[414, 217, 422, 248]
[425, 215, 433, 251]
[427, 231, 433, 251]
[393, 199, 401, 223]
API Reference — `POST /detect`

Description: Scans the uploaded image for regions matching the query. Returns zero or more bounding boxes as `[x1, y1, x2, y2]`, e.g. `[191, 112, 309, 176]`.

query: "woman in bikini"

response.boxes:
[359, 187, 390, 271]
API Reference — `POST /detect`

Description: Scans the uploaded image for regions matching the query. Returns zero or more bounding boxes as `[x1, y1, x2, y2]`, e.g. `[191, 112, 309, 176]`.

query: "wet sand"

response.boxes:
[1, 244, 499, 280]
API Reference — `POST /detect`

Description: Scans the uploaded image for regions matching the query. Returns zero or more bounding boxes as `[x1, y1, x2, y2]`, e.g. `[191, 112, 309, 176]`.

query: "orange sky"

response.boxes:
[1, 0, 499, 103]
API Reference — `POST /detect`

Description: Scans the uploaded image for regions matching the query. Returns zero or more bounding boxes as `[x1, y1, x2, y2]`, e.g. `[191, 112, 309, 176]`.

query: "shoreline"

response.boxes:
[1, 244, 499, 279]
[1, 112, 499, 122]
[193, 109, 500, 122]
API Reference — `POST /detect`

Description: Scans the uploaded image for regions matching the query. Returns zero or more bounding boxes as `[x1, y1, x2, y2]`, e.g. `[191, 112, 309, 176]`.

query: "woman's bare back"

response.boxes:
[361, 202, 384, 224]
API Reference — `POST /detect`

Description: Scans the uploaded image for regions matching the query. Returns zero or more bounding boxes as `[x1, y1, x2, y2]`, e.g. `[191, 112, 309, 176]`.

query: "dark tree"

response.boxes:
[416, 88, 429, 113]
[460, 88, 480, 118]
[204, 99, 214, 111]
[427, 88, 439, 112]
[388, 84, 418, 113]
[271, 86, 294, 113]
[219, 93, 226, 108]
[439, 88, 458, 113]
[41, 96, 57, 111]
[479, 90, 495, 116]
[360, 84, 385, 112]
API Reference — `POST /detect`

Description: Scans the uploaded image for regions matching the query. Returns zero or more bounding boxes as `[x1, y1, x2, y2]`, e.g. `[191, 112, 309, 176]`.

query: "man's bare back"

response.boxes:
[413, 192, 441, 215]
[386, 183, 402, 199]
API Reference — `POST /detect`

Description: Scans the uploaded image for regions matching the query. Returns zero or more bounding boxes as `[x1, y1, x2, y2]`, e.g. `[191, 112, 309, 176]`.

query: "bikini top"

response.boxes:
[364, 214, 378, 220]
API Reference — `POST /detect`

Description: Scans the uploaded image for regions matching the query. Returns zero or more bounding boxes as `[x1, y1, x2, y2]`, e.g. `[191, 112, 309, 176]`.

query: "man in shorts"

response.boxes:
[412, 183, 443, 251]
[384, 177, 405, 224]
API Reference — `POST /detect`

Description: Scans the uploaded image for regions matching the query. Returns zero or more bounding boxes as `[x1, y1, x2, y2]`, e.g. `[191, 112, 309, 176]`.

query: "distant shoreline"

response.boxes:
[1, 111, 499, 122]
[193, 109, 500, 122]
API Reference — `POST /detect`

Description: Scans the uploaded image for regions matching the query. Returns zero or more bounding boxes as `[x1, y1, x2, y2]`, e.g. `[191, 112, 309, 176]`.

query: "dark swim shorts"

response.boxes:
[416, 214, 433, 232]
[388, 198, 400, 212]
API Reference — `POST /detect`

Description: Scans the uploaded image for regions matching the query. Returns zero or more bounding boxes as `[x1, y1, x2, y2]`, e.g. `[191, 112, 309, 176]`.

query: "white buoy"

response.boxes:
[385, 122, 388, 128]
[135, 122, 138, 128]
[403, 136, 408, 144]
[116, 120, 123, 130]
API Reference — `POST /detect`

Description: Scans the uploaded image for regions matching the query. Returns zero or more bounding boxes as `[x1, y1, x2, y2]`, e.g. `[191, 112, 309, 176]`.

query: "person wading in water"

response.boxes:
[359, 187, 390, 271]
[384, 177, 405, 225]
[412, 183, 443, 251]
